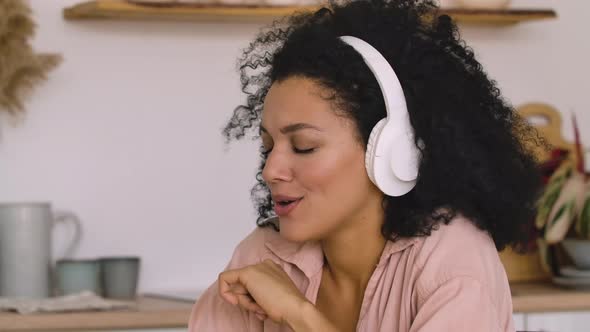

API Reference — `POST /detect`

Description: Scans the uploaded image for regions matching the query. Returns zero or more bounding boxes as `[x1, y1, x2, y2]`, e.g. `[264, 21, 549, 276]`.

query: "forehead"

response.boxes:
[261, 77, 339, 128]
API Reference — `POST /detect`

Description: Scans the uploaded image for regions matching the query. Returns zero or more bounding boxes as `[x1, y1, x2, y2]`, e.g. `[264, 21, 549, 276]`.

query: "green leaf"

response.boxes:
[544, 186, 562, 209]
[536, 181, 568, 229]
[549, 203, 568, 228]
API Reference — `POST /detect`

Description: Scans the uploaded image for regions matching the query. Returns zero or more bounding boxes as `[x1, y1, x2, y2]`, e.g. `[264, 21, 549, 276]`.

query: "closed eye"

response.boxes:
[293, 147, 315, 154]
[261, 147, 314, 157]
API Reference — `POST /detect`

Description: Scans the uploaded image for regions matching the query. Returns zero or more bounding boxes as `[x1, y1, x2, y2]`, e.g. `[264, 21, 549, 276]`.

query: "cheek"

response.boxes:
[295, 146, 370, 199]
[281, 149, 369, 241]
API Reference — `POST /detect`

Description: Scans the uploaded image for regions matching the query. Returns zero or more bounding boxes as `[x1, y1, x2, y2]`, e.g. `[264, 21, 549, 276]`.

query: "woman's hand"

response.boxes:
[218, 259, 308, 324]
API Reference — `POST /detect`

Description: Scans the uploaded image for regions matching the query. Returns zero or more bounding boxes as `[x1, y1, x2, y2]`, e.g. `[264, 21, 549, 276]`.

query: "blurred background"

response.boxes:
[0, 0, 588, 331]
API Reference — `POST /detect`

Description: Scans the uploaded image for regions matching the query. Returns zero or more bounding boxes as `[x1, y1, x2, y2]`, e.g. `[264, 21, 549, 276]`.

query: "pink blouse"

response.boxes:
[189, 215, 515, 331]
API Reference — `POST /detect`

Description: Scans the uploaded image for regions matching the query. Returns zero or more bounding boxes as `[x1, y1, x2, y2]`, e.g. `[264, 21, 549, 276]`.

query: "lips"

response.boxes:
[272, 195, 303, 217]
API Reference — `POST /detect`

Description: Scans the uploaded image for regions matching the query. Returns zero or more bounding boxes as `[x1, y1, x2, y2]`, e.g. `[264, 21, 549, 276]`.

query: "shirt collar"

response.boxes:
[263, 218, 421, 278]
[264, 229, 324, 279]
[377, 236, 421, 267]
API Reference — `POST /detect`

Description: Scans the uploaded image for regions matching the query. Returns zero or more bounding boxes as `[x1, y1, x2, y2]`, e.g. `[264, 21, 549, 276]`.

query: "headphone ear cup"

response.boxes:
[366, 119, 418, 197]
[365, 119, 387, 186]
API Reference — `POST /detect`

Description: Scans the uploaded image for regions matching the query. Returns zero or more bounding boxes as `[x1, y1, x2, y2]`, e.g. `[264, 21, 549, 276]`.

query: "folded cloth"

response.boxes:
[0, 291, 135, 314]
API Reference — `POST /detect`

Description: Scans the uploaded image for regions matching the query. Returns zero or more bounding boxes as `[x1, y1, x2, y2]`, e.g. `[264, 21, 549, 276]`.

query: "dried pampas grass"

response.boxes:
[0, 0, 62, 114]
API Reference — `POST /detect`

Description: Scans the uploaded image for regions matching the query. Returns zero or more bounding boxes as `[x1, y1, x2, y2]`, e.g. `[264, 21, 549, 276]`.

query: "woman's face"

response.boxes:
[261, 76, 383, 243]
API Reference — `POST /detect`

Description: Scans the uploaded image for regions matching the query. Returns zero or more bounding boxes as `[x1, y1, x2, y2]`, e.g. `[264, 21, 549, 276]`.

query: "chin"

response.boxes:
[278, 217, 316, 243]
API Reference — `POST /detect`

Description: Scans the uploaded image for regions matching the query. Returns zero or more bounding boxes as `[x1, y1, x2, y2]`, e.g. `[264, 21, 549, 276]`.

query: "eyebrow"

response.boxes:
[259, 123, 322, 135]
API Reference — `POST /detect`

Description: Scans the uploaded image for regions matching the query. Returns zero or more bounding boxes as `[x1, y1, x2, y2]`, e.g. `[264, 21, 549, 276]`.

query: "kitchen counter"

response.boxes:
[1, 282, 590, 331]
[0, 295, 194, 331]
[511, 281, 590, 313]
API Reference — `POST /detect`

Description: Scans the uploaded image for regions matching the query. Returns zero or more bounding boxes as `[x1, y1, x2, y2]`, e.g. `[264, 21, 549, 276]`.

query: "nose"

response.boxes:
[261, 148, 293, 185]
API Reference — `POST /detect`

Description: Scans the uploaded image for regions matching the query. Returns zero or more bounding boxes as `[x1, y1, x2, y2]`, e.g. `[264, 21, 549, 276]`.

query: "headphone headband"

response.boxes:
[338, 36, 407, 122]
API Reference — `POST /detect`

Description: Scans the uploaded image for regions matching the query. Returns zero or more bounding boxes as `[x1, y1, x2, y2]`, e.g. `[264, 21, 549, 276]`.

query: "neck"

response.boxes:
[320, 197, 387, 289]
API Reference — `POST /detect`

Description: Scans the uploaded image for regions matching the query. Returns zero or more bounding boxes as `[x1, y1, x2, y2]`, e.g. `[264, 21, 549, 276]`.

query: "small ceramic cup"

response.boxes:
[100, 257, 140, 299]
[562, 239, 590, 269]
[55, 259, 102, 296]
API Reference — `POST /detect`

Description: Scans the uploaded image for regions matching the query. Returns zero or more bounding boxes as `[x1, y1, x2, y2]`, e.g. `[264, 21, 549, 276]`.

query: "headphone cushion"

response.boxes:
[365, 119, 387, 185]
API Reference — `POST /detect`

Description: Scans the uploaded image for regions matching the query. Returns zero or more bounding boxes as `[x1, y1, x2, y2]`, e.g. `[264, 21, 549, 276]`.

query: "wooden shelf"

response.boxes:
[63, 0, 557, 24]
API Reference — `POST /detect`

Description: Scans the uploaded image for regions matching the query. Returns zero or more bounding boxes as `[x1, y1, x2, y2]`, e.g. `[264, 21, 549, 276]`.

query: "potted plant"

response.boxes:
[536, 115, 590, 271]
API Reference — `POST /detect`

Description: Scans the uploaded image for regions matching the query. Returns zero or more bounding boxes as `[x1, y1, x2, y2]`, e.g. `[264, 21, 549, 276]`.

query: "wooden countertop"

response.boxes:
[0, 295, 193, 331]
[511, 281, 590, 313]
[1, 282, 589, 331]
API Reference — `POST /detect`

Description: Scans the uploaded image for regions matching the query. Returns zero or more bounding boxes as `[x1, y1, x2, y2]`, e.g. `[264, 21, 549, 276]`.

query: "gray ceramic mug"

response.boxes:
[100, 257, 140, 299]
[55, 259, 102, 296]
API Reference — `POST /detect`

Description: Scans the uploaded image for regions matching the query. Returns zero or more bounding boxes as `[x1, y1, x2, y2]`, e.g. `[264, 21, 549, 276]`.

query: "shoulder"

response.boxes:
[227, 220, 323, 279]
[225, 224, 280, 269]
[412, 215, 511, 302]
[415, 215, 501, 277]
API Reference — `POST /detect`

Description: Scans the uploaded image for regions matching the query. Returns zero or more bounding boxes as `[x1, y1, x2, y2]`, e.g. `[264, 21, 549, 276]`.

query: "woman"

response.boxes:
[189, 0, 542, 331]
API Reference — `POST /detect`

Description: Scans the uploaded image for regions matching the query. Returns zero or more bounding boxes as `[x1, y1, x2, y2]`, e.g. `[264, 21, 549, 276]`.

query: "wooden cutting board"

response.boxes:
[518, 103, 577, 163]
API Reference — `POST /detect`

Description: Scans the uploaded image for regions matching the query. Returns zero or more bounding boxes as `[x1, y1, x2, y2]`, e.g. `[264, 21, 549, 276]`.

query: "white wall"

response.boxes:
[0, 0, 588, 293]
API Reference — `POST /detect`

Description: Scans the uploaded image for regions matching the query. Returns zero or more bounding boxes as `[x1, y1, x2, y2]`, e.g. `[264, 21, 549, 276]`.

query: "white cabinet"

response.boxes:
[84, 313, 590, 332]
[525, 311, 590, 332]
[513, 313, 526, 330]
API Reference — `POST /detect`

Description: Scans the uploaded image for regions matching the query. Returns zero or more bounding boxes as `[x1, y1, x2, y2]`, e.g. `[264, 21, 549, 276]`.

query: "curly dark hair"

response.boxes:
[223, 0, 543, 252]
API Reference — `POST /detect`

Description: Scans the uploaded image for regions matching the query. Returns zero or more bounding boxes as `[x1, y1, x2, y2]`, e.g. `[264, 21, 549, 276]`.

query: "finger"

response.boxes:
[236, 293, 265, 314]
[226, 280, 253, 307]
[218, 270, 245, 305]
[219, 288, 238, 305]
[229, 282, 249, 295]
[230, 283, 265, 313]
[256, 313, 267, 321]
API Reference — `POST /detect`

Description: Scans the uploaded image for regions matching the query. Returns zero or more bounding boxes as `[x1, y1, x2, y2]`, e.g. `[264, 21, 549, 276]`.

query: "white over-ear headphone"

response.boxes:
[339, 36, 421, 197]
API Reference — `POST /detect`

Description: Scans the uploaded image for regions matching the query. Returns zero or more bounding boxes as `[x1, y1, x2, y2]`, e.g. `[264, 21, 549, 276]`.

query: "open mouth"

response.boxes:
[273, 198, 302, 217]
